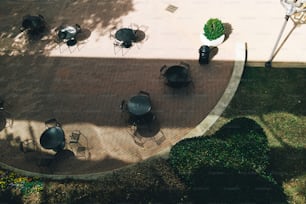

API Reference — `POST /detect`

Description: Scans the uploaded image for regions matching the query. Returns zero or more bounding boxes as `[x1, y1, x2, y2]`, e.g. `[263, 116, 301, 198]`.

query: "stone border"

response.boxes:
[0, 42, 246, 180]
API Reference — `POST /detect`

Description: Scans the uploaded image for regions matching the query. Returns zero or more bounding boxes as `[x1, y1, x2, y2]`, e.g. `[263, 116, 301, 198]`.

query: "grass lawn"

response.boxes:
[0, 66, 305, 203]
[206, 66, 306, 203]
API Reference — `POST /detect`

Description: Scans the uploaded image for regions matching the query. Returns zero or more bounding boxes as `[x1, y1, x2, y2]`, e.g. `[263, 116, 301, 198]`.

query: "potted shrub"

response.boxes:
[200, 18, 225, 46]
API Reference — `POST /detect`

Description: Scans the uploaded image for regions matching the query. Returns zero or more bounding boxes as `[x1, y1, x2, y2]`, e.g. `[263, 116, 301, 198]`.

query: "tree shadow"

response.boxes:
[269, 146, 306, 182]
[189, 166, 288, 203]
[0, 0, 134, 56]
[0, 190, 23, 204]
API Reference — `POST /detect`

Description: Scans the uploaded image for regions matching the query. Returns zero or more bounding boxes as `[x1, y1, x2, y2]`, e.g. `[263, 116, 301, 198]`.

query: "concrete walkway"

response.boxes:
[0, 0, 304, 176]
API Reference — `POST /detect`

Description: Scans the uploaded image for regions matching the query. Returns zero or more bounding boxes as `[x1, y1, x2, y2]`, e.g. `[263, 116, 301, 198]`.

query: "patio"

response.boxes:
[6, 0, 303, 175]
[0, 54, 233, 174]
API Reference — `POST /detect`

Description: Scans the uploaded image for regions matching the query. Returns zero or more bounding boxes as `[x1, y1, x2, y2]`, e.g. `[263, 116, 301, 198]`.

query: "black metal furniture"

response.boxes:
[127, 92, 152, 116]
[56, 24, 81, 51]
[40, 126, 65, 152]
[115, 28, 136, 48]
[0, 98, 13, 130]
[20, 14, 46, 35]
[160, 62, 193, 89]
[57, 24, 81, 41]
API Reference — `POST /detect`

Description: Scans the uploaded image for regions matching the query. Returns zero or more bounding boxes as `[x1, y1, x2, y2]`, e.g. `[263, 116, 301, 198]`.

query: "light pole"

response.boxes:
[265, 0, 306, 68]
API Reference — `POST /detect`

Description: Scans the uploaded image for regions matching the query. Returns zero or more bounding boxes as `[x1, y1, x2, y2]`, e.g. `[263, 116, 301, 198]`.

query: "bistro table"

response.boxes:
[161, 65, 190, 88]
[20, 15, 45, 34]
[115, 28, 136, 48]
[40, 126, 65, 152]
[127, 95, 152, 116]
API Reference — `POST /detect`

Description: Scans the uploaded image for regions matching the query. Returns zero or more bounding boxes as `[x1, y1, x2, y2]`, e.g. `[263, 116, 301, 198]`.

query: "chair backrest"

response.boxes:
[38, 14, 44, 20]
[180, 61, 190, 69]
[138, 90, 150, 97]
[45, 118, 61, 128]
[160, 65, 167, 77]
[120, 100, 127, 112]
[0, 98, 4, 110]
[75, 24, 81, 33]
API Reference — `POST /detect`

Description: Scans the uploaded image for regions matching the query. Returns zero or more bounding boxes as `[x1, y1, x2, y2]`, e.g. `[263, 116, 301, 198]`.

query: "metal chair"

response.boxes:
[138, 90, 150, 97]
[129, 24, 149, 49]
[55, 24, 81, 53]
[69, 130, 81, 144]
[68, 130, 89, 159]
[113, 39, 131, 56]
[44, 118, 61, 128]
[20, 139, 37, 153]
[66, 38, 80, 53]
[0, 98, 13, 129]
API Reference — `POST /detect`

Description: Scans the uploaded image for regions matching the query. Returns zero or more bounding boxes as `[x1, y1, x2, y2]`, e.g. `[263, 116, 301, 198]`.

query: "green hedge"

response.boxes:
[169, 117, 270, 181]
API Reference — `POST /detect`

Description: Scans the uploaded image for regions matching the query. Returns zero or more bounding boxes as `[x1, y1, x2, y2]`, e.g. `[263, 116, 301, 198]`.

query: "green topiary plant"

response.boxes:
[203, 18, 225, 40]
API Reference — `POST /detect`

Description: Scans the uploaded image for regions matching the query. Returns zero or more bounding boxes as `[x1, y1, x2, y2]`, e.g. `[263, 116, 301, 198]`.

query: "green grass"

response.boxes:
[211, 67, 306, 203]
[0, 67, 305, 203]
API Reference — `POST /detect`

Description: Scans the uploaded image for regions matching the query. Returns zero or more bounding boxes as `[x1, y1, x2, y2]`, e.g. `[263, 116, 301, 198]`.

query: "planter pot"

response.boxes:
[200, 33, 225, 47]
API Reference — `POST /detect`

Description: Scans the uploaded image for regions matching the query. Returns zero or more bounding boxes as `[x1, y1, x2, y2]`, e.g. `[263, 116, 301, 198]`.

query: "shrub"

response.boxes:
[203, 18, 225, 40]
[168, 117, 270, 182]
[0, 170, 43, 196]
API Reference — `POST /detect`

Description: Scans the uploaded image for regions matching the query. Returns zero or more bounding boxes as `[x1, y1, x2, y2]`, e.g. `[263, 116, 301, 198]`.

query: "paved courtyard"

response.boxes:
[0, 0, 305, 175]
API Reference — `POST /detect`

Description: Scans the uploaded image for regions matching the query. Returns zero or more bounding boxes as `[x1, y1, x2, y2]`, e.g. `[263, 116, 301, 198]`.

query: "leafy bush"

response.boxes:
[168, 117, 286, 202]
[203, 18, 225, 40]
[0, 170, 43, 195]
[169, 117, 270, 182]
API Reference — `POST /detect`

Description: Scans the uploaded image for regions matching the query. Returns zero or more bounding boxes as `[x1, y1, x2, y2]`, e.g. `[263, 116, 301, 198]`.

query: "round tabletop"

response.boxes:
[115, 28, 136, 42]
[40, 126, 65, 151]
[127, 95, 151, 116]
[22, 16, 44, 30]
[165, 65, 189, 83]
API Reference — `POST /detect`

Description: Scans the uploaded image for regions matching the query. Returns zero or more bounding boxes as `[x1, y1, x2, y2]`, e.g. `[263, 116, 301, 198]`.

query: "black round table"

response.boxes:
[127, 95, 151, 116]
[40, 126, 65, 152]
[21, 15, 45, 33]
[115, 28, 136, 43]
[163, 65, 190, 88]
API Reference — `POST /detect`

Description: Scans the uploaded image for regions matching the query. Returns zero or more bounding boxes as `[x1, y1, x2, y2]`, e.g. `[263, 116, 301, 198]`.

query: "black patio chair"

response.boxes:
[138, 90, 150, 97]
[68, 130, 89, 159]
[0, 98, 13, 130]
[44, 118, 61, 128]
[120, 100, 127, 112]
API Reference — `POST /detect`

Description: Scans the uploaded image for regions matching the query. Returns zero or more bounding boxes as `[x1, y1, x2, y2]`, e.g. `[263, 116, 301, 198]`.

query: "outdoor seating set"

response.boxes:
[19, 15, 149, 55]
[110, 23, 149, 55]
[19, 14, 84, 52]
[32, 118, 89, 169]
[120, 61, 193, 145]
[55, 24, 82, 52]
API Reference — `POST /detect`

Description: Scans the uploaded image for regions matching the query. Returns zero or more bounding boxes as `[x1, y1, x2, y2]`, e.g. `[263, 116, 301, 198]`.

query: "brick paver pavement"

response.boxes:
[2, 0, 304, 175]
